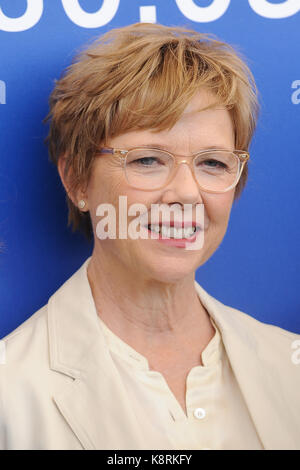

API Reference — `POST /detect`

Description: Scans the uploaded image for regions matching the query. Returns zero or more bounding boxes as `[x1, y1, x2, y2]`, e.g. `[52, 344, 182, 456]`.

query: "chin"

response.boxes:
[141, 253, 200, 284]
[149, 270, 194, 285]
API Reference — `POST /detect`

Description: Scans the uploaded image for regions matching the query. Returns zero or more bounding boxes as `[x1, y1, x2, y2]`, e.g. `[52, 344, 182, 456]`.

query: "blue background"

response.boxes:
[0, 0, 299, 338]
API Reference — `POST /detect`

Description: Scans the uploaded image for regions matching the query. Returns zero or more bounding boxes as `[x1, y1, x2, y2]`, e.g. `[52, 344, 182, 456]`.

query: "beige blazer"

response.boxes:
[0, 257, 299, 450]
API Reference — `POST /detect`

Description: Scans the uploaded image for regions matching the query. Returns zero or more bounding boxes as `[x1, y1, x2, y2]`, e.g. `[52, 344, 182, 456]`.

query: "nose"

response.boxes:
[161, 162, 203, 205]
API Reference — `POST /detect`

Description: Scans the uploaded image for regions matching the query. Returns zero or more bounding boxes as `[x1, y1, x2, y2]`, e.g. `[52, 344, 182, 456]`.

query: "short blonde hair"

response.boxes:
[44, 23, 259, 240]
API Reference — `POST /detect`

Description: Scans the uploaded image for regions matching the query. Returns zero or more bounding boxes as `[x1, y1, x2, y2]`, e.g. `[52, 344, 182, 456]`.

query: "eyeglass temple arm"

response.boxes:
[98, 147, 114, 154]
[98, 148, 129, 157]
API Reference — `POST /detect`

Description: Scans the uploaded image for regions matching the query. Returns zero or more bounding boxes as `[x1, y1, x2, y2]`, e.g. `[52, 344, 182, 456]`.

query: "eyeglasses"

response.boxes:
[97, 147, 250, 193]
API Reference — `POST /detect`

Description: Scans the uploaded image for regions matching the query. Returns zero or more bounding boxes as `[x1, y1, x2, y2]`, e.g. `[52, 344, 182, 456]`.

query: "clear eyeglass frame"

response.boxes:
[97, 147, 250, 193]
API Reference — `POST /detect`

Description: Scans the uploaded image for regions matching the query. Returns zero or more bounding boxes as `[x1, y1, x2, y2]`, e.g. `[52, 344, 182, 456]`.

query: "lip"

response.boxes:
[146, 224, 201, 248]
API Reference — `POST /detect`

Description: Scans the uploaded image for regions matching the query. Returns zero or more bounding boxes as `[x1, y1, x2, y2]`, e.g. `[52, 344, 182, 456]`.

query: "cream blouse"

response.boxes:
[97, 314, 263, 450]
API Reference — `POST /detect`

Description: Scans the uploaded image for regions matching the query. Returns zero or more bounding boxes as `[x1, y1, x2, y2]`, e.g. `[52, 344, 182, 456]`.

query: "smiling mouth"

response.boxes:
[147, 224, 200, 239]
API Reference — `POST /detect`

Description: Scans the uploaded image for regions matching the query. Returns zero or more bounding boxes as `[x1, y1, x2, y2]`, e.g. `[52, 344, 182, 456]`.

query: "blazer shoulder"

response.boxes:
[202, 289, 300, 380]
[218, 301, 300, 364]
[0, 304, 48, 369]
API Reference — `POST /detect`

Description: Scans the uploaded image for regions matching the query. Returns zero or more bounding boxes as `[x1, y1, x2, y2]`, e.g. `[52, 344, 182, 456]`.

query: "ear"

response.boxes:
[57, 156, 89, 212]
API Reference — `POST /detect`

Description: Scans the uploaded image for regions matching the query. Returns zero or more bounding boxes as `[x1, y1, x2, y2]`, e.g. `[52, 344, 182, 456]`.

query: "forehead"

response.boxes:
[182, 88, 220, 113]
[108, 92, 235, 153]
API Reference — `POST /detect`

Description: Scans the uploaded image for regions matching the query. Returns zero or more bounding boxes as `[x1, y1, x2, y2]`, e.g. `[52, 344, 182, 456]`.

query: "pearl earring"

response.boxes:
[78, 200, 86, 209]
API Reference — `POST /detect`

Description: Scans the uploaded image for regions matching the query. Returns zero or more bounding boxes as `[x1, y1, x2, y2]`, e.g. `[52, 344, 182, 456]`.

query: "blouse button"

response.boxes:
[194, 407, 206, 419]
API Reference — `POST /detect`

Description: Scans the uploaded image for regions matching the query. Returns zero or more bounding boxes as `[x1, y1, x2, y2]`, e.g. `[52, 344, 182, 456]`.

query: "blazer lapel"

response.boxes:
[194, 281, 300, 450]
[52, 338, 149, 450]
[48, 257, 148, 449]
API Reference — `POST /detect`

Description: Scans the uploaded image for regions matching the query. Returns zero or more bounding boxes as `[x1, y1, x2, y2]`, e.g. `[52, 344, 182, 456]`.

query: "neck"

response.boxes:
[87, 244, 214, 351]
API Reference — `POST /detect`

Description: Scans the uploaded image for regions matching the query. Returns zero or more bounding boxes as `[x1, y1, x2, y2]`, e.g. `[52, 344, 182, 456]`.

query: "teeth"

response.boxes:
[161, 226, 180, 238]
[184, 227, 196, 238]
[148, 225, 196, 239]
[149, 224, 160, 233]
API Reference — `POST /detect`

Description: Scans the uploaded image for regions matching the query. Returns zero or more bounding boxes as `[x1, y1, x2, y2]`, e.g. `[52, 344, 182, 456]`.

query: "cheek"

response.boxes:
[87, 172, 157, 230]
[88, 169, 123, 206]
[204, 192, 234, 225]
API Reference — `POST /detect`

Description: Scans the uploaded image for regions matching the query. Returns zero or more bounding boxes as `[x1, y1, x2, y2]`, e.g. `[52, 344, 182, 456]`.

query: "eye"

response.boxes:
[195, 158, 228, 169]
[203, 159, 227, 169]
[194, 152, 235, 174]
[131, 157, 160, 166]
[128, 154, 169, 167]
[126, 149, 172, 169]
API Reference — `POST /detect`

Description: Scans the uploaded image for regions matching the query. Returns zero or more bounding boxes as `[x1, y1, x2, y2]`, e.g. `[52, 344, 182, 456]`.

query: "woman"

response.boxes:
[1, 23, 299, 450]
